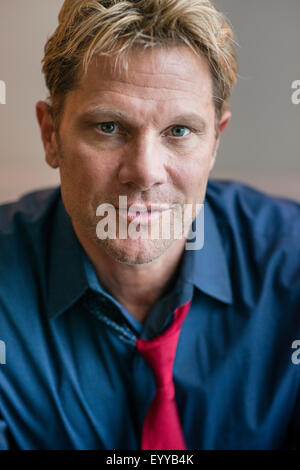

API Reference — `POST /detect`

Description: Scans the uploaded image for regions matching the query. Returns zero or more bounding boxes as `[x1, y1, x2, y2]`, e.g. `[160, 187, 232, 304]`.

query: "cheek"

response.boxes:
[60, 140, 118, 190]
[170, 145, 213, 196]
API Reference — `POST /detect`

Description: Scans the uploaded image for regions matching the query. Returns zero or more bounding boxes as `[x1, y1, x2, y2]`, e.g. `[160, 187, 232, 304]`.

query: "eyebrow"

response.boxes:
[78, 107, 207, 132]
[170, 113, 207, 132]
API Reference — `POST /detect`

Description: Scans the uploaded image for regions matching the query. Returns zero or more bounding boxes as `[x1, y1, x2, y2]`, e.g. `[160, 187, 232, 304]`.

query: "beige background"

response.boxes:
[0, 0, 299, 204]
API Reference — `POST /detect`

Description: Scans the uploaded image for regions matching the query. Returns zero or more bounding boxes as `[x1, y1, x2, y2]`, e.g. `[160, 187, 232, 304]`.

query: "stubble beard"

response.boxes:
[86, 205, 186, 265]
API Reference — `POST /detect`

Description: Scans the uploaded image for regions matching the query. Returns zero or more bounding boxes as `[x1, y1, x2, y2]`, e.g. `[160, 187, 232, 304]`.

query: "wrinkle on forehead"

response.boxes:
[88, 87, 209, 102]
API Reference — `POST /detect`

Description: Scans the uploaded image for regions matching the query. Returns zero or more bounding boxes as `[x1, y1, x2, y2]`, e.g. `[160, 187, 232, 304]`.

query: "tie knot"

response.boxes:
[136, 300, 192, 392]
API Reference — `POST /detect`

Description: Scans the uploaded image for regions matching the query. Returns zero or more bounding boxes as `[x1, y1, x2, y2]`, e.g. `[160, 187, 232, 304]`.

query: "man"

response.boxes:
[0, 0, 299, 450]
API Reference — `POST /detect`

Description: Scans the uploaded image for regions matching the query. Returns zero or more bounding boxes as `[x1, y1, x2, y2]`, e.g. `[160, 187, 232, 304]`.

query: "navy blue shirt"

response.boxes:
[0, 180, 299, 450]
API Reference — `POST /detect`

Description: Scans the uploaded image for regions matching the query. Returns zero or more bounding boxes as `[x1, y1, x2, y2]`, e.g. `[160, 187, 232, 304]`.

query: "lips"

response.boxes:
[116, 206, 172, 224]
[116, 204, 171, 212]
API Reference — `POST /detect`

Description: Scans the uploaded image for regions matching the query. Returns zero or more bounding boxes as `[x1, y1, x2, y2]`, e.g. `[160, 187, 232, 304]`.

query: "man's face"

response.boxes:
[41, 46, 230, 264]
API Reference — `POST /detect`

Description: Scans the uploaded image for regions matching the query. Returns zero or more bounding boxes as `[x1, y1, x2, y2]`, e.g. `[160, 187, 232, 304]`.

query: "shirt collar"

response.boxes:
[47, 187, 233, 319]
[180, 194, 233, 305]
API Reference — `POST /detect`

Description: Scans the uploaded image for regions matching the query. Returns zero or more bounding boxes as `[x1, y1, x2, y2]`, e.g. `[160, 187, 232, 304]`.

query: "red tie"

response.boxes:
[136, 299, 192, 450]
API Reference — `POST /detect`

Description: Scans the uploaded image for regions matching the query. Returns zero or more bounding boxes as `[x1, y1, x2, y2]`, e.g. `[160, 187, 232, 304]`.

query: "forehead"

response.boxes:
[63, 45, 214, 121]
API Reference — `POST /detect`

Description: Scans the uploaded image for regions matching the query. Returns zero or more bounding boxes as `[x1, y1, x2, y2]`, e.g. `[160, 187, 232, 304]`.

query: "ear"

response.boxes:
[209, 110, 232, 172]
[36, 101, 60, 169]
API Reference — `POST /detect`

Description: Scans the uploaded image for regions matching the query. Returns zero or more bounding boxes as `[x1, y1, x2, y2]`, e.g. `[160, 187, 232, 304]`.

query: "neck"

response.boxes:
[74, 226, 187, 324]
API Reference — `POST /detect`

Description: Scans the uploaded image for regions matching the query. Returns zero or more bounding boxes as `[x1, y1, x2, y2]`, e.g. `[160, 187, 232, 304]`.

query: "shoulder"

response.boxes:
[206, 179, 300, 303]
[0, 187, 61, 303]
[206, 179, 300, 240]
[0, 186, 61, 236]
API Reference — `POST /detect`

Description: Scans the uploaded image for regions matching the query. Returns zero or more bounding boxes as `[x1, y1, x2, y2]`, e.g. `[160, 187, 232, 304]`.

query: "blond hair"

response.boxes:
[42, 0, 238, 128]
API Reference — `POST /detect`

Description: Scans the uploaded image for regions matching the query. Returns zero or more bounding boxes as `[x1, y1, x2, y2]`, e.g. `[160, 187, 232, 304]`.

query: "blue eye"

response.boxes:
[171, 126, 191, 137]
[98, 122, 117, 134]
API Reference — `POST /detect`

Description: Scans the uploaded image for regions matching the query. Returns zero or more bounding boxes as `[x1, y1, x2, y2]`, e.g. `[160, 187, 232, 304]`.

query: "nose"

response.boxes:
[118, 133, 168, 191]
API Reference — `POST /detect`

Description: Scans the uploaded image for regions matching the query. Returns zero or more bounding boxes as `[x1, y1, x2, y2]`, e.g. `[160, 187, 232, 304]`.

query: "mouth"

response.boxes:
[116, 207, 172, 224]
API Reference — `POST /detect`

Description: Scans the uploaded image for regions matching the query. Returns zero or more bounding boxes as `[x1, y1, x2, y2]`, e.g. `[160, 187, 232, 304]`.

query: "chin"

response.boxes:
[95, 237, 176, 265]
